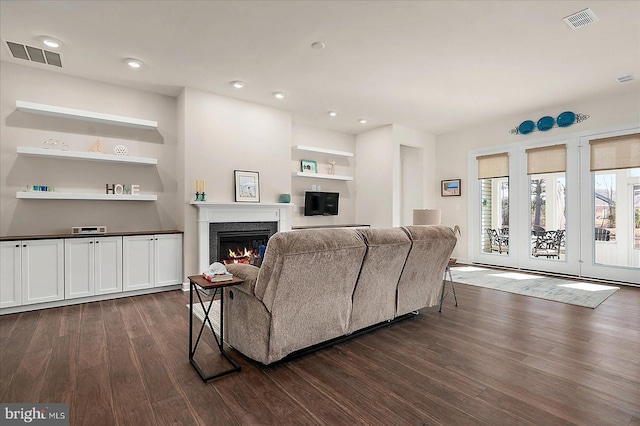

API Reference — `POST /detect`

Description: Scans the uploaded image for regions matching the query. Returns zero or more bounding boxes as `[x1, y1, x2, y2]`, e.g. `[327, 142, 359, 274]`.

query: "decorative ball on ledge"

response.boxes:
[113, 145, 128, 156]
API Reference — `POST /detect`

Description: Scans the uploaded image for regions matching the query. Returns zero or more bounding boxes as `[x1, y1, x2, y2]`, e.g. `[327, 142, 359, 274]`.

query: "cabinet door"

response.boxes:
[65, 238, 95, 299]
[95, 236, 123, 295]
[123, 235, 154, 291]
[22, 239, 64, 305]
[1, 241, 22, 308]
[155, 234, 183, 287]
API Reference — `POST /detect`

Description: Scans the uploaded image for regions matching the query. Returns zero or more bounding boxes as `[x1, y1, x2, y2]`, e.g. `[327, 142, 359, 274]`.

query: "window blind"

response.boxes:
[526, 144, 567, 175]
[590, 133, 640, 171]
[477, 153, 509, 179]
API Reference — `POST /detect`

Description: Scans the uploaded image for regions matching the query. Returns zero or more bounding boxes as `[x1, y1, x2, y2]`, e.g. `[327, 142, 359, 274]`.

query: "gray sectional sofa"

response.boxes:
[224, 225, 456, 365]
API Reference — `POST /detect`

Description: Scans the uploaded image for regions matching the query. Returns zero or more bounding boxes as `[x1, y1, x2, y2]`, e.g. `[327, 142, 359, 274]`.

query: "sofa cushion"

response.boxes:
[397, 225, 457, 316]
[225, 263, 259, 296]
[350, 228, 411, 332]
[255, 228, 366, 363]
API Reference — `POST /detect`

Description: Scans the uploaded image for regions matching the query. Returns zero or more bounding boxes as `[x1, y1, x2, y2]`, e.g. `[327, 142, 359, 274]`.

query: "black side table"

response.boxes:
[439, 262, 458, 313]
[188, 275, 243, 382]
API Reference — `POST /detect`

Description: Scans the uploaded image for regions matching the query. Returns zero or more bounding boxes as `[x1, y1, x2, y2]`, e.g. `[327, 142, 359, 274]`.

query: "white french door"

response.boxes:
[578, 130, 640, 284]
[469, 126, 640, 285]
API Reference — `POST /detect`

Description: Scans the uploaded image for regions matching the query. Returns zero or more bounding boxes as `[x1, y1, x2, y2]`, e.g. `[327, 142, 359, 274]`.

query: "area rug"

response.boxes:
[187, 300, 221, 335]
[450, 266, 619, 308]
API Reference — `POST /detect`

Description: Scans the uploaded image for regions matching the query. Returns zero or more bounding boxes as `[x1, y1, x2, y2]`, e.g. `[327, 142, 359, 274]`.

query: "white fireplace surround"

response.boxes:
[192, 201, 292, 273]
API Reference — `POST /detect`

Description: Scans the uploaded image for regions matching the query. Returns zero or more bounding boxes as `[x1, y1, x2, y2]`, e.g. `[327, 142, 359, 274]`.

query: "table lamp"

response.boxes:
[413, 209, 441, 225]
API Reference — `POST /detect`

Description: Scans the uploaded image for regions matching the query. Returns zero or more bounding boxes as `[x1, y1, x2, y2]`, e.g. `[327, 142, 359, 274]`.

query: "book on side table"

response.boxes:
[202, 272, 233, 282]
[197, 272, 234, 295]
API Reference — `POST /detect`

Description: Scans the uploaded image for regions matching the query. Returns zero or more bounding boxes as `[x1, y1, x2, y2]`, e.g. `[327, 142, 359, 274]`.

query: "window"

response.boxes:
[590, 133, 640, 267]
[527, 144, 566, 260]
[478, 153, 509, 255]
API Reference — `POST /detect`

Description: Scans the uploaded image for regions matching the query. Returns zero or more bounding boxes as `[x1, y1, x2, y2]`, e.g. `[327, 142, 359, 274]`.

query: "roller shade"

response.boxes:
[590, 133, 640, 171]
[526, 144, 567, 175]
[477, 153, 509, 179]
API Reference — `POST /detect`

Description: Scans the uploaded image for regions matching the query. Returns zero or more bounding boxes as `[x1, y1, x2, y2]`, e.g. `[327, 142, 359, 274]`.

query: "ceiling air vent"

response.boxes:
[563, 8, 598, 29]
[5, 41, 62, 67]
[616, 74, 636, 84]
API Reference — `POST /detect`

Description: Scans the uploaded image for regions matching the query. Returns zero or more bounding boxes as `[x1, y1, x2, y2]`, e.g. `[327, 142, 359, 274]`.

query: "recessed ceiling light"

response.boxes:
[273, 91, 285, 99]
[311, 42, 325, 50]
[125, 58, 143, 69]
[328, 111, 337, 117]
[40, 36, 62, 49]
[231, 80, 246, 89]
[359, 118, 367, 124]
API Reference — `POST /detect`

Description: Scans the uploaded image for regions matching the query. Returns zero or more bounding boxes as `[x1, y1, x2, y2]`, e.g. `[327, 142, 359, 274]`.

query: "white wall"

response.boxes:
[394, 125, 437, 224]
[0, 61, 178, 237]
[355, 125, 394, 228]
[291, 124, 356, 227]
[436, 91, 640, 263]
[400, 145, 423, 226]
[355, 124, 437, 228]
[181, 87, 291, 276]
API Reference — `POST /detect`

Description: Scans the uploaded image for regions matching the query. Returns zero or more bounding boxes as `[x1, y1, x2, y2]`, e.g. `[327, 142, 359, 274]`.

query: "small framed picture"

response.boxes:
[234, 170, 260, 202]
[441, 179, 461, 197]
[301, 159, 318, 173]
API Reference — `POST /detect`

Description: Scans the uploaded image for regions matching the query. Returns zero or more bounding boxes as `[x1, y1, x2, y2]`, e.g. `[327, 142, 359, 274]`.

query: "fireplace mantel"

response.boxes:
[191, 201, 292, 272]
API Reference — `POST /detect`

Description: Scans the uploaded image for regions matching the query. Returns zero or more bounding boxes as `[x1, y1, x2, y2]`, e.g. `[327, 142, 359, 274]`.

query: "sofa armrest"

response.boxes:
[225, 263, 259, 297]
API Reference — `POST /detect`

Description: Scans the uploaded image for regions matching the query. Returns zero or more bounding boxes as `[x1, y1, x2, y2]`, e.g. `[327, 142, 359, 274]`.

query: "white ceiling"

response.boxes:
[1, 1, 639, 135]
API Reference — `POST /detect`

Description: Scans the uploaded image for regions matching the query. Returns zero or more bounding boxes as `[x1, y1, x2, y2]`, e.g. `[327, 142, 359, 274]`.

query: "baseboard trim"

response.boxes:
[0, 284, 182, 315]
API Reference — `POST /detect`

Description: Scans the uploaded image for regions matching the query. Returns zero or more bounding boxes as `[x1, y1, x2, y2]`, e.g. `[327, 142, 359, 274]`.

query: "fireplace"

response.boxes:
[218, 230, 270, 266]
[209, 221, 278, 266]
[192, 201, 292, 274]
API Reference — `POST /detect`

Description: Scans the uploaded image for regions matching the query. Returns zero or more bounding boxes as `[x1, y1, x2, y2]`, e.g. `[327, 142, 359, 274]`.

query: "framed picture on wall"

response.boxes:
[441, 179, 461, 197]
[234, 170, 260, 202]
[301, 159, 318, 173]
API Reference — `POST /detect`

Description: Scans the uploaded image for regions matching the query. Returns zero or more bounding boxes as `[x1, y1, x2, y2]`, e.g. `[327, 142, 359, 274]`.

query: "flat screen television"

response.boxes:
[304, 191, 339, 216]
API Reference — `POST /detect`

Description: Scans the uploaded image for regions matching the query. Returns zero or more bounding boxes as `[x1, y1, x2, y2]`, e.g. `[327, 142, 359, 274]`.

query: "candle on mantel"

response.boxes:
[202, 179, 205, 192]
[195, 179, 199, 192]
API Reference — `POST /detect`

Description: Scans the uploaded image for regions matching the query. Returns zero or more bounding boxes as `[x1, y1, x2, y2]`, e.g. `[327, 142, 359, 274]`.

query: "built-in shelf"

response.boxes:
[16, 192, 157, 201]
[16, 100, 158, 130]
[17, 146, 158, 165]
[292, 172, 353, 181]
[191, 201, 293, 207]
[293, 145, 354, 158]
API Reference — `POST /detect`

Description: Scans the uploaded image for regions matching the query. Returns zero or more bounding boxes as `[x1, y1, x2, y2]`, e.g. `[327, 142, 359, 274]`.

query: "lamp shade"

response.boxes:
[413, 209, 441, 225]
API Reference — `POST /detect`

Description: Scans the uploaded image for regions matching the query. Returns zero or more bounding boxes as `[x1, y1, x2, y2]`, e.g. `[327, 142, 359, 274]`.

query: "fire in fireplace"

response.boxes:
[218, 230, 270, 266]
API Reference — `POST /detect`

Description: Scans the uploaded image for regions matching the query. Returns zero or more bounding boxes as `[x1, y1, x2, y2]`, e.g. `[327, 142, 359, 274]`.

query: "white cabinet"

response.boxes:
[1, 232, 181, 313]
[155, 234, 183, 287]
[123, 235, 155, 291]
[95, 237, 124, 294]
[65, 237, 122, 299]
[123, 233, 182, 291]
[21, 239, 64, 305]
[1, 242, 22, 308]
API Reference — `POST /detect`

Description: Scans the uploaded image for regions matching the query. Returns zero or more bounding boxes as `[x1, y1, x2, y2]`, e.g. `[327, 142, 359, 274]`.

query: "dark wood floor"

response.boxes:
[1, 280, 639, 426]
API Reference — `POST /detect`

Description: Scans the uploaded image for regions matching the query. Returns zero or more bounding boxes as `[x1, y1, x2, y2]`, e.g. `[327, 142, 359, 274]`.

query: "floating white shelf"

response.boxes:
[293, 145, 354, 158]
[292, 172, 353, 181]
[191, 201, 293, 207]
[16, 192, 157, 201]
[16, 100, 158, 130]
[17, 146, 157, 165]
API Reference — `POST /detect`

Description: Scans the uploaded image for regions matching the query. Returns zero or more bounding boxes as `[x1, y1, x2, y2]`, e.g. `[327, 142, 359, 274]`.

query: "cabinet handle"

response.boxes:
[90, 241, 93, 244]
[23, 245, 27, 247]
[96, 241, 100, 244]
[15, 244, 19, 248]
